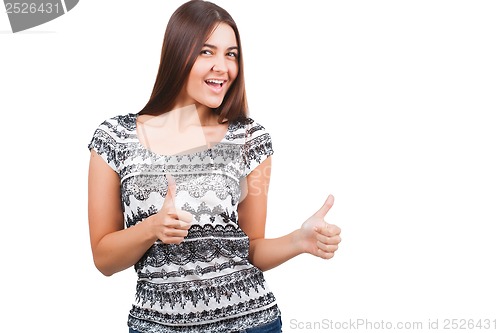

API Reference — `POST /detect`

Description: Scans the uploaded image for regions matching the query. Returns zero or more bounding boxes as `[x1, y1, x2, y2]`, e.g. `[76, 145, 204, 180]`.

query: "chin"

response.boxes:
[203, 99, 225, 109]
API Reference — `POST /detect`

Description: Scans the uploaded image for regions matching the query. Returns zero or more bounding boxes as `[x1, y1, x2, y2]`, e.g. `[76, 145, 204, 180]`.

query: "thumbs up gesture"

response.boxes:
[300, 195, 341, 259]
[147, 175, 193, 244]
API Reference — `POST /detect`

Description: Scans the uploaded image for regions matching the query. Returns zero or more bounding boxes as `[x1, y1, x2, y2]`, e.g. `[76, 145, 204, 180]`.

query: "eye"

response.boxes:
[200, 49, 213, 56]
[227, 51, 238, 58]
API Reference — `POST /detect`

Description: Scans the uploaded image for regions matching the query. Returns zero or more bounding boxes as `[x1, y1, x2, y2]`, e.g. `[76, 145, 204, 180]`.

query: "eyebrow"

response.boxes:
[203, 43, 239, 51]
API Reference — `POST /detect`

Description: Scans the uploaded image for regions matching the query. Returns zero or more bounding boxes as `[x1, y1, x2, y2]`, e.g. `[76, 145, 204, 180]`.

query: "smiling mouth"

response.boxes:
[205, 79, 226, 88]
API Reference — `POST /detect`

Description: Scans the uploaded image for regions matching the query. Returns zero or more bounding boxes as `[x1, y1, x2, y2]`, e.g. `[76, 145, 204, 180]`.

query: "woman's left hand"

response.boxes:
[299, 195, 342, 259]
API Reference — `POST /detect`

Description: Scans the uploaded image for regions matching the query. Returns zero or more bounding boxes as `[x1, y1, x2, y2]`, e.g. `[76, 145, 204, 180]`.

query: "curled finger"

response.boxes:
[316, 248, 336, 260]
[177, 210, 194, 224]
[316, 233, 341, 246]
[316, 240, 339, 254]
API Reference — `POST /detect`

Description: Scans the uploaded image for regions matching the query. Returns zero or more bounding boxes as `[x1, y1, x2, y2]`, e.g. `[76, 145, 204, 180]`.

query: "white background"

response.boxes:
[1, 1, 499, 332]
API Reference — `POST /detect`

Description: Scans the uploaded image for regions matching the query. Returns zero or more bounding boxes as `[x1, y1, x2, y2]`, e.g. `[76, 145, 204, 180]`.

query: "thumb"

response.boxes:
[161, 173, 177, 213]
[313, 194, 334, 219]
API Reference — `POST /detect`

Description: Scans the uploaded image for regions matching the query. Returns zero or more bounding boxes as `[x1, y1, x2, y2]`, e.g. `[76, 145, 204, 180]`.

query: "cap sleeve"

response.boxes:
[88, 120, 119, 173]
[243, 120, 274, 176]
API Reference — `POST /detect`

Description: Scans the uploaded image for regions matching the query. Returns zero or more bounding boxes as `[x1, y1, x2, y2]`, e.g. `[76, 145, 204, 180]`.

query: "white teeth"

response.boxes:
[206, 79, 224, 84]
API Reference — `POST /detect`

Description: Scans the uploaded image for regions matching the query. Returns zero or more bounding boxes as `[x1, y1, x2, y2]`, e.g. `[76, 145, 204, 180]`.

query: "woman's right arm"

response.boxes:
[88, 150, 192, 276]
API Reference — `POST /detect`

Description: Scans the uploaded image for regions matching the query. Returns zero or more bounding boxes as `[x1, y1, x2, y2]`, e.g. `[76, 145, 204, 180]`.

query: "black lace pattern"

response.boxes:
[88, 113, 278, 332]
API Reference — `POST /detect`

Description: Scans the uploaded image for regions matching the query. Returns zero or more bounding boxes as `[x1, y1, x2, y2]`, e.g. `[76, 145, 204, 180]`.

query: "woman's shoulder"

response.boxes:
[229, 117, 274, 173]
[95, 112, 137, 132]
[89, 112, 138, 148]
[228, 116, 270, 137]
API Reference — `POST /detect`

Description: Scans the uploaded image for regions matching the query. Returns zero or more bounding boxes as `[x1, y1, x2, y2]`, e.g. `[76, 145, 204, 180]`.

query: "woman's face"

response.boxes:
[180, 23, 239, 111]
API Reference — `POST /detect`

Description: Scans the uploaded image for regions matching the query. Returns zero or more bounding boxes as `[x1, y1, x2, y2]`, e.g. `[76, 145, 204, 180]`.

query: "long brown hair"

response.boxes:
[139, 0, 248, 122]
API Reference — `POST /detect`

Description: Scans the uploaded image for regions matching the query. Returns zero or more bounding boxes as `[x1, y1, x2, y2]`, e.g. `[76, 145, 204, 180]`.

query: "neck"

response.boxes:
[195, 104, 219, 126]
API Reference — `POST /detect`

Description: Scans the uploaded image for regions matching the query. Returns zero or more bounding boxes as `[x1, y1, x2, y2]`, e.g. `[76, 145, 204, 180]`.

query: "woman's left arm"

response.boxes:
[238, 157, 342, 271]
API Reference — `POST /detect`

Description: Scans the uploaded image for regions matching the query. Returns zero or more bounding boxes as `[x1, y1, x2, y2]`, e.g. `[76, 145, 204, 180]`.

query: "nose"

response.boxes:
[211, 54, 228, 73]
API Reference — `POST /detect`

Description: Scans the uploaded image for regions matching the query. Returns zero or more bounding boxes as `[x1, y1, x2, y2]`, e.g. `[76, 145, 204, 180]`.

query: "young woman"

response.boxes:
[87, 1, 341, 332]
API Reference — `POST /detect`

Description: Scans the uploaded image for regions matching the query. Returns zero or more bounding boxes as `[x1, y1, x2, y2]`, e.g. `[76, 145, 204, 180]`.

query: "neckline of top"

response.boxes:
[130, 112, 233, 158]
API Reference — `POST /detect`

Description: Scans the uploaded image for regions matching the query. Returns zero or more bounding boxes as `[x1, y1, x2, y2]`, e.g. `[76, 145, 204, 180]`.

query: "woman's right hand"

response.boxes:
[146, 175, 193, 244]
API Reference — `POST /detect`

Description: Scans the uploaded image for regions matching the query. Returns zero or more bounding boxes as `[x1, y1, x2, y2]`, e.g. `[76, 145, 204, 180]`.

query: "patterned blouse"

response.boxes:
[88, 113, 280, 332]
